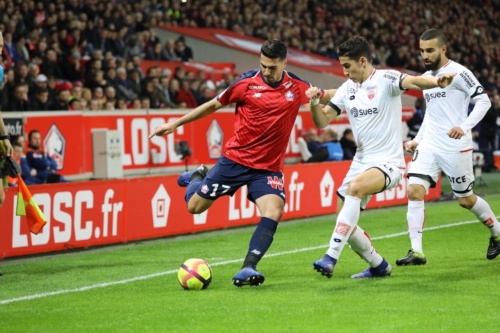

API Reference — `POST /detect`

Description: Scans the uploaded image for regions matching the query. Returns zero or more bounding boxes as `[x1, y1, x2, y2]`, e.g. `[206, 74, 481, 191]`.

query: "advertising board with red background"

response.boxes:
[0, 158, 441, 259]
[21, 108, 415, 177]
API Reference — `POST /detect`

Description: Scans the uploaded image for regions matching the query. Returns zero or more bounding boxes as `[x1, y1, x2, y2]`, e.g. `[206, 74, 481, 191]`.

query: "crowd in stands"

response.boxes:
[0, 0, 238, 112]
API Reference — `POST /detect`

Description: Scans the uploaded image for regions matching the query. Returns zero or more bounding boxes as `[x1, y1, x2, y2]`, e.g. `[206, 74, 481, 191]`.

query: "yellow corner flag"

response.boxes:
[16, 175, 47, 235]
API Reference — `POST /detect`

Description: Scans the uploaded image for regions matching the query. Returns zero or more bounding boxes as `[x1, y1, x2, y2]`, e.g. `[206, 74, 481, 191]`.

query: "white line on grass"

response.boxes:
[0, 219, 483, 305]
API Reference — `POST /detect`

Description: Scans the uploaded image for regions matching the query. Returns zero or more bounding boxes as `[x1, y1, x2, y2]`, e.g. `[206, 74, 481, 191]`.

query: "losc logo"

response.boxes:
[43, 124, 66, 170]
[151, 184, 171, 228]
[206, 119, 223, 159]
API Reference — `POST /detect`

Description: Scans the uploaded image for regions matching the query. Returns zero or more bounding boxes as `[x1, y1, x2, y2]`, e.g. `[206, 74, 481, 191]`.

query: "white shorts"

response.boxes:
[337, 160, 405, 209]
[408, 148, 474, 197]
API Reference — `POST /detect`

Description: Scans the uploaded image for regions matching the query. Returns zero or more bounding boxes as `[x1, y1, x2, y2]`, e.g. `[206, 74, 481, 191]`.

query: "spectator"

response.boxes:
[303, 128, 323, 154]
[40, 49, 64, 79]
[115, 67, 138, 100]
[50, 89, 70, 111]
[141, 80, 161, 109]
[176, 80, 198, 108]
[88, 99, 101, 111]
[174, 36, 193, 62]
[340, 128, 357, 160]
[407, 98, 426, 140]
[29, 88, 51, 111]
[155, 76, 179, 108]
[298, 128, 343, 163]
[25, 130, 66, 184]
[164, 39, 179, 61]
[4, 84, 29, 112]
[146, 42, 168, 60]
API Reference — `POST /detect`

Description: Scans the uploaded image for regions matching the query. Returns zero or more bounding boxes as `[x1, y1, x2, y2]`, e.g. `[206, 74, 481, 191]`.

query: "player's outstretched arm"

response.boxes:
[306, 87, 338, 128]
[320, 89, 337, 104]
[401, 73, 456, 90]
[149, 98, 225, 138]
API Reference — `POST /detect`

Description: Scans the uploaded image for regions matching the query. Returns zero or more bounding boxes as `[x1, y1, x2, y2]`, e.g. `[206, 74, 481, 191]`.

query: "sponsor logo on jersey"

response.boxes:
[249, 85, 266, 89]
[201, 184, 209, 194]
[285, 90, 295, 102]
[350, 107, 378, 117]
[367, 87, 377, 100]
[383, 71, 399, 81]
[459, 70, 476, 89]
[284, 81, 293, 89]
[424, 91, 446, 103]
[267, 176, 284, 190]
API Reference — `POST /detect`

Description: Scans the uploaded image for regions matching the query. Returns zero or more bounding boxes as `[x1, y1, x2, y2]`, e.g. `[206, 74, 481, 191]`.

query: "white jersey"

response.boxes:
[417, 60, 487, 153]
[328, 69, 407, 168]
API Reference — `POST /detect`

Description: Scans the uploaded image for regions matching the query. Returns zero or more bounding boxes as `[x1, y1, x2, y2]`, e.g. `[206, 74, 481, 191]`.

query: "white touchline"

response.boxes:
[0, 218, 486, 305]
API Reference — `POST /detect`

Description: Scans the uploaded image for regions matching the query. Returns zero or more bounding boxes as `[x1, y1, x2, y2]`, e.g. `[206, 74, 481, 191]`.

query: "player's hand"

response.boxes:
[404, 140, 418, 153]
[2, 139, 13, 157]
[447, 127, 465, 139]
[149, 122, 177, 138]
[305, 87, 322, 101]
[437, 73, 456, 88]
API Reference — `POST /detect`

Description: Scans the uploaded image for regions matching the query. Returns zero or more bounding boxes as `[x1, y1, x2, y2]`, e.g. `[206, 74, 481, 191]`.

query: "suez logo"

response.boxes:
[424, 91, 446, 102]
[11, 189, 123, 248]
[350, 107, 378, 118]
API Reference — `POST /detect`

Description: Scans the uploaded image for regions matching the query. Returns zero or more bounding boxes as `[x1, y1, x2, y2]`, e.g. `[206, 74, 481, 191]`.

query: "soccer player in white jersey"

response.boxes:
[396, 29, 500, 266]
[305, 36, 455, 279]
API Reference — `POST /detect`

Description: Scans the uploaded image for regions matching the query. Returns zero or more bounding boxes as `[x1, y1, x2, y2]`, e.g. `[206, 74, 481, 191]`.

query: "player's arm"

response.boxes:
[448, 88, 491, 139]
[0, 111, 13, 157]
[306, 87, 338, 128]
[149, 98, 225, 138]
[320, 89, 337, 104]
[401, 73, 456, 90]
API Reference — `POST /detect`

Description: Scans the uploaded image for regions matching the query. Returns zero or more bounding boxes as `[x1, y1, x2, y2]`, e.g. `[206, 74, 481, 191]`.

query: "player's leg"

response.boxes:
[314, 162, 397, 278]
[397, 149, 440, 266]
[177, 164, 215, 214]
[444, 152, 500, 259]
[232, 171, 285, 287]
[344, 164, 401, 278]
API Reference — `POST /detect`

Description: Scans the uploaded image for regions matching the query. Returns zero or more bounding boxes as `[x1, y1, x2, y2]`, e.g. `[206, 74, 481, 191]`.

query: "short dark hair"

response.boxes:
[420, 29, 447, 47]
[261, 39, 287, 60]
[337, 36, 372, 62]
[28, 130, 40, 141]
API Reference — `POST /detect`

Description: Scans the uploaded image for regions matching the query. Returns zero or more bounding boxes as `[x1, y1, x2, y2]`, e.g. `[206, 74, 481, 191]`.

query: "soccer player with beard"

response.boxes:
[149, 40, 336, 287]
[396, 29, 500, 266]
[305, 36, 455, 279]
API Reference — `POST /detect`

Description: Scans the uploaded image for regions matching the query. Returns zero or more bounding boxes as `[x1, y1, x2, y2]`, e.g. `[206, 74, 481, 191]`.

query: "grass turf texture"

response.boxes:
[1, 192, 499, 332]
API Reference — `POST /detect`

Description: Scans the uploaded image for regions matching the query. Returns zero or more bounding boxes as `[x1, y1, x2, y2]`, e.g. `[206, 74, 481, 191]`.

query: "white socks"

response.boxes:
[348, 225, 383, 267]
[327, 195, 361, 259]
[470, 196, 500, 237]
[407, 200, 425, 253]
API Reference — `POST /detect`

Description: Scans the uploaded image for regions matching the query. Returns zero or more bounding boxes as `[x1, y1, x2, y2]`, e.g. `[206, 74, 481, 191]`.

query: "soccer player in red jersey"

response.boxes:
[150, 39, 335, 287]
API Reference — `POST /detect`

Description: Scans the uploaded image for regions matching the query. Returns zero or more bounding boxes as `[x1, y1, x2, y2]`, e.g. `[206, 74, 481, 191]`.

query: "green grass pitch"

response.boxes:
[1, 194, 499, 333]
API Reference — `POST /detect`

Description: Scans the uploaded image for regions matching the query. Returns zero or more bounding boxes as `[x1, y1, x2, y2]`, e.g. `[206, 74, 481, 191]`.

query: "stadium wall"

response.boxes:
[0, 157, 441, 259]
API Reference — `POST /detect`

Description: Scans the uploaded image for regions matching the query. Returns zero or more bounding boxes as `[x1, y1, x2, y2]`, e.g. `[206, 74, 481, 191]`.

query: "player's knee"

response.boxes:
[407, 185, 425, 201]
[187, 201, 205, 214]
[261, 207, 283, 222]
[346, 180, 364, 198]
[458, 196, 475, 210]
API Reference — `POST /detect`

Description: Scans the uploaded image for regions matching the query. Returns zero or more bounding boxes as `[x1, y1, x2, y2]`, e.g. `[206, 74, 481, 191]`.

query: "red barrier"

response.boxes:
[22, 108, 416, 177]
[0, 158, 441, 259]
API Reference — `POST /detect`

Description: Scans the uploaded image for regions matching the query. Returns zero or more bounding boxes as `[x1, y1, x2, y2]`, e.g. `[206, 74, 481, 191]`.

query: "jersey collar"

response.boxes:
[260, 70, 286, 88]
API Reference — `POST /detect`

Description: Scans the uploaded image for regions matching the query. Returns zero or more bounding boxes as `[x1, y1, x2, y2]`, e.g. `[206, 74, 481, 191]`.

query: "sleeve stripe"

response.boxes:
[327, 102, 341, 116]
[399, 73, 408, 91]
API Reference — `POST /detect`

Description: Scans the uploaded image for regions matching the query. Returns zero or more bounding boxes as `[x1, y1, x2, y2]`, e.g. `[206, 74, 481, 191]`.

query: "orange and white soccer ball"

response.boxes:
[177, 258, 212, 290]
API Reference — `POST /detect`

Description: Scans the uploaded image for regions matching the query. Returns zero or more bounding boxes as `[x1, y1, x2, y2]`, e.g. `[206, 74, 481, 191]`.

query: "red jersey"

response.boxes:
[217, 69, 313, 172]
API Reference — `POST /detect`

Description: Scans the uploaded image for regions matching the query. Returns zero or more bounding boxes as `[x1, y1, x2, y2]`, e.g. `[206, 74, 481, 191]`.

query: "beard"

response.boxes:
[424, 54, 441, 71]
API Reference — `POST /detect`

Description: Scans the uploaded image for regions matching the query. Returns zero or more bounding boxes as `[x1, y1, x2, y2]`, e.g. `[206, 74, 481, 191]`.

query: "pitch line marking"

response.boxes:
[0, 219, 483, 305]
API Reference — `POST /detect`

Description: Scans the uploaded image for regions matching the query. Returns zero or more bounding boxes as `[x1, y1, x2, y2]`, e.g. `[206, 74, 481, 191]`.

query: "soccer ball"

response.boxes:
[177, 258, 212, 290]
